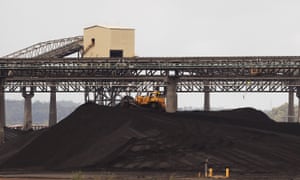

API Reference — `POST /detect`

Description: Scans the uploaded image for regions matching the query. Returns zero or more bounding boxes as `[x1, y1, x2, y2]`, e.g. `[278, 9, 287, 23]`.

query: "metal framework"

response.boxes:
[0, 56, 300, 94]
[3, 36, 83, 58]
[1, 32, 300, 106]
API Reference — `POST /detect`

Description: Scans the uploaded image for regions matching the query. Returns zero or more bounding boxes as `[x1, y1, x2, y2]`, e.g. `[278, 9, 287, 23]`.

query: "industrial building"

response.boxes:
[83, 25, 135, 58]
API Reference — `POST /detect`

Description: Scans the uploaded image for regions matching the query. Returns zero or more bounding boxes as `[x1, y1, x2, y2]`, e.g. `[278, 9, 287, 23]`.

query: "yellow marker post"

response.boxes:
[225, 168, 230, 178]
[208, 168, 213, 177]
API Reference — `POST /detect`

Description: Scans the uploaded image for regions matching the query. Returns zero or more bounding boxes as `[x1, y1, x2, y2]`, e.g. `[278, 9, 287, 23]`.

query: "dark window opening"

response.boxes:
[110, 50, 123, 58]
[91, 38, 95, 45]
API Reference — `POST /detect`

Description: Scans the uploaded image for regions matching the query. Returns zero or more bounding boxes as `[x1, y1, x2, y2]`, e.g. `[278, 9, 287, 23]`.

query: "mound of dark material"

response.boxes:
[1, 103, 300, 174]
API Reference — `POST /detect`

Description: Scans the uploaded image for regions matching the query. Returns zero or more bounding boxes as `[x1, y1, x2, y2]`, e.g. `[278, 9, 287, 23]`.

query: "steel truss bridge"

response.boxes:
[1, 56, 300, 96]
[1, 36, 300, 105]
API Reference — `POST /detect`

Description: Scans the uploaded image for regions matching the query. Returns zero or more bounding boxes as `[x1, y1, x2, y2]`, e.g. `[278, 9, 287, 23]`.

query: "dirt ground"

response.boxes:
[0, 171, 300, 180]
[0, 103, 300, 179]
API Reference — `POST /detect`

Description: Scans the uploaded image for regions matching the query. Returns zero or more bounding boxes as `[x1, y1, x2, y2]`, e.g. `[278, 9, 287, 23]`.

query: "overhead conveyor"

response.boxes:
[3, 36, 83, 58]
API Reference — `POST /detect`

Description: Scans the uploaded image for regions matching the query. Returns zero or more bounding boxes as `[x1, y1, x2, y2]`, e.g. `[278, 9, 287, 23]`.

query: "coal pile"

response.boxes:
[0, 103, 300, 174]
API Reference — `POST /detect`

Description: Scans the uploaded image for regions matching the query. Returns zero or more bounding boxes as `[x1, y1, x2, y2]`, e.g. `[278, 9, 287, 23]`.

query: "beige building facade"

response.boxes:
[83, 25, 135, 58]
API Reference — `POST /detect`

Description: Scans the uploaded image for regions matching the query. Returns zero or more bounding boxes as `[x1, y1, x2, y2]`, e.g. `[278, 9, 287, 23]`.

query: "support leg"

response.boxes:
[0, 79, 5, 143]
[84, 87, 90, 103]
[110, 89, 116, 107]
[96, 87, 104, 105]
[297, 88, 300, 123]
[204, 81, 210, 111]
[49, 85, 57, 127]
[288, 90, 295, 122]
[22, 87, 34, 130]
[298, 97, 300, 124]
[166, 77, 177, 113]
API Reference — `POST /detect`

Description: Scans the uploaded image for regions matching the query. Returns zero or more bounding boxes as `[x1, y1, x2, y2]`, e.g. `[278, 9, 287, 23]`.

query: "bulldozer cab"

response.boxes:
[149, 90, 162, 98]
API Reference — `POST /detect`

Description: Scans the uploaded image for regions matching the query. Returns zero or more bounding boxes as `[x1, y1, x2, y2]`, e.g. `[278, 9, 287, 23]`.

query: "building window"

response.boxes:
[110, 50, 123, 58]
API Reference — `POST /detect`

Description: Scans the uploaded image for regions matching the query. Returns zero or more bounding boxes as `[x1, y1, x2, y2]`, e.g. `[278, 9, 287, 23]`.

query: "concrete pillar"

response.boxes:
[49, 85, 57, 127]
[288, 90, 295, 122]
[296, 88, 300, 123]
[166, 77, 177, 113]
[204, 81, 210, 111]
[298, 98, 300, 123]
[0, 79, 5, 143]
[22, 88, 34, 130]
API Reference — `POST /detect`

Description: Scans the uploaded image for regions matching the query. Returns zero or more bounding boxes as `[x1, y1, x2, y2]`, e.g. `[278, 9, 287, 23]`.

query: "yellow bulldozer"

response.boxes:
[135, 90, 166, 110]
[120, 90, 166, 110]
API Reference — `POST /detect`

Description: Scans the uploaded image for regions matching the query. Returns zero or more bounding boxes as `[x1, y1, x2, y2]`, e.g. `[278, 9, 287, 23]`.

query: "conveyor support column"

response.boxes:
[204, 81, 210, 111]
[0, 79, 5, 143]
[166, 77, 177, 113]
[49, 84, 57, 127]
[110, 88, 116, 106]
[22, 87, 34, 130]
[288, 89, 295, 122]
[297, 88, 300, 123]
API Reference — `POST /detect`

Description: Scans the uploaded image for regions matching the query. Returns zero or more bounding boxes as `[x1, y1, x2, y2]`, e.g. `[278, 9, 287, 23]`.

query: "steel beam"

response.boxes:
[0, 79, 5, 143]
[3, 80, 299, 93]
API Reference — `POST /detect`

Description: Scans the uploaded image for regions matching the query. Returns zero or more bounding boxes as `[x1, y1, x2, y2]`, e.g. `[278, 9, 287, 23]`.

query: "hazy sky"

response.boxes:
[1, 0, 300, 110]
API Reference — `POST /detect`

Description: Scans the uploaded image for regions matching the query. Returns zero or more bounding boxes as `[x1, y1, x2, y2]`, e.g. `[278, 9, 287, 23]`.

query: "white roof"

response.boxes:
[84, 25, 134, 30]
